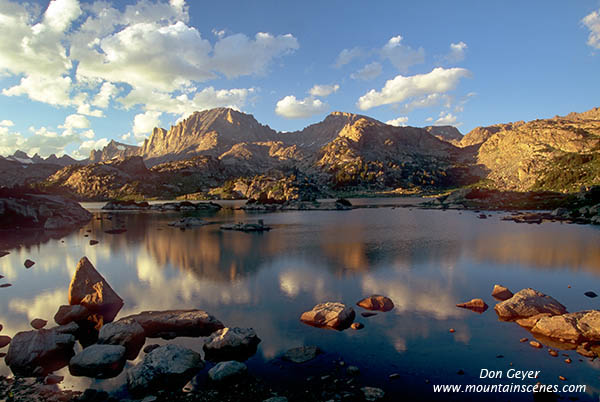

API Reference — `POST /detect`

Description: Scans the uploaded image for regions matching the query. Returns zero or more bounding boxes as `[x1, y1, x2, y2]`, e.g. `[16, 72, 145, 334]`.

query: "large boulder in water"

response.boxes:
[494, 288, 567, 321]
[203, 327, 260, 362]
[121, 309, 224, 339]
[531, 310, 600, 343]
[69, 344, 126, 379]
[98, 319, 146, 360]
[127, 344, 204, 396]
[68, 257, 124, 324]
[5, 323, 78, 377]
[356, 295, 394, 312]
[300, 302, 355, 330]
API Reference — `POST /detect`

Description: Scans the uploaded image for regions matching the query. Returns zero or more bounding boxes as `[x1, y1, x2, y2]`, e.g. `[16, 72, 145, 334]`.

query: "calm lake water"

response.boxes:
[1, 198, 600, 400]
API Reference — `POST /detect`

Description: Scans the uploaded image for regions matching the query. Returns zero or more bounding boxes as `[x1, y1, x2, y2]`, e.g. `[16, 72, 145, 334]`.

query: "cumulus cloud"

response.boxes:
[0, 120, 14, 127]
[582, 10, 600, 49]
[434, 112, 458, 126]
[356, 67, 471, 110]
[3, 75, 73, 106]
[351, 62, 382, 81]
[308, 84, 339, 97]
[91, 82, 120, 108]
[60, 114, 91, 130]
[381, 35, 425, 72]
[133, 111, 162, 138]
[73, 137, 110, 159]
[275, 96, 328, 119]
[385, 116, 409, 127]
[0, 125, 81, 158]
[444, 41, 467, 63]
[334, 47, 364, 68]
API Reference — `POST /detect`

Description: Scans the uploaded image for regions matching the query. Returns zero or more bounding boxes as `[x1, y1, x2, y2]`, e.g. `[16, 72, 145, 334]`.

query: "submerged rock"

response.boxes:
[168, 217, 208, 228]
[491, 284, 514, 301]
[300, 302, 355, 330]
[494, 288, 567, 320]
[282, 346, 320, 363]
[98, 319, 146, 360]
[356, 295, 394, 312]
[102, 200, 150, 210]
[68, 257, 124, 324]
[361, 386, 385, 401]
[69, 344, 126, 379]
[208, 360, 247, 382]
[203, 327, 261, 362]
[127, 344, 204, 396]
[456, 298, 488, 313]
[220, 220, 271, 232]
[5, 323, 78, 376]
[121, 309, 224, 339]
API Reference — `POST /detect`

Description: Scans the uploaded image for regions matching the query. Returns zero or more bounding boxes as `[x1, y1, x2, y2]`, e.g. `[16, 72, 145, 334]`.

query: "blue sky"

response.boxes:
[0, 0, 599, 159]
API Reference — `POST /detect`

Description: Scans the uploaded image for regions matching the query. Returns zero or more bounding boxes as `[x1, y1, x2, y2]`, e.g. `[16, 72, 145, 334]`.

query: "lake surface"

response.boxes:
[1, 199, 600, 400]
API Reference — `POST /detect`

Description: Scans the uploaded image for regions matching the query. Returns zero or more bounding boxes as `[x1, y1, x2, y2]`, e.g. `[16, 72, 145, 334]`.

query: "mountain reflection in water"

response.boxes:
[0, 202, 599, 400]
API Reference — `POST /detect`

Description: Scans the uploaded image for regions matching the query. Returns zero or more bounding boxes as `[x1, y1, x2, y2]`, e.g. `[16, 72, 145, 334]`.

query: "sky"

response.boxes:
[0, 0, 599, 159]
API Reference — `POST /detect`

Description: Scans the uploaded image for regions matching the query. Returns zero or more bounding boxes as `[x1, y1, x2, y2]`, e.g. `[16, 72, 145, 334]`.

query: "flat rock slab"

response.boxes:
[98, 319, 146, 360]
[300, 302, 355, 330]
[282, 346, 320, 363]
[494, 288, 567, 320]
[208, 360, 247, 382]
[69, 344, 126, 379]
[68, 257, 123, 324]
[203, 327, 260, 362]
[492, 284, 514, 301]
[532, 310, 600, 343]
[127, 344, 204, 397]
[356, 295, 394, 312]
[122, 309, 224, 339]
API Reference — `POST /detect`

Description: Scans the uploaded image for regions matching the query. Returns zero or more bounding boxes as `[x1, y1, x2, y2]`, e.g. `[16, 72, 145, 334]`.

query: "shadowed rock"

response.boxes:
[300, 302, 355, 330]
[69, 344, 126, 379]
[356, 295, 394, 312]
[203, 327, 260, 362]
[282, 346, 320, 363]
[494, 288, 567, 321]
[68, 257, 124, 324]
[127, 344, 204, 397]
[30, 319, 47, 330]
[54, 305, 91, 326]
[168, 217, 208, 228]
[98, 319, 146, 360]
[491, 284, 514, 301]
[121, 309, 224, 339]
[208, 360, 247, 382]
[0, 335, 11, 348]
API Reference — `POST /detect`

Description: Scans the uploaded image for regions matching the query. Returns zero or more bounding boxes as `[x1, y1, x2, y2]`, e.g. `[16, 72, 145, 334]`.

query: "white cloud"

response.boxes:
[42, 0, 82, 33]
[0, 120, 14, 127]
[425, 117, 433, 122]
[434, 112, 458, 126]
[91, 82, 120, 108]
[0, 125, 80, 158]
[133, 111, 162, 138]
[275, 96, 328, 119]
[2, 75, 73, 106]
[308, 84, 339, 97]
[582, 10, 600, 49]
[381, 35, 425, 72]
[73, 137, 110, 159]
[77, 103, 105, 117]
[445, 41, 467, 63]
[351, 62, 382, 81]
[402, 93, 450, 112]
[356, 67, 471, 110]
[385, 116, 409, 127]
[60, 114, 90, 130]
[334, 47, 363, 68]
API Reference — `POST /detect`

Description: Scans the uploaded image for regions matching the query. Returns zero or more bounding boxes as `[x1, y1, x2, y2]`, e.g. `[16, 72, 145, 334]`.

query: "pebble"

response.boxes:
[519, 337, 528, 343]
[89, 240, 99, 246]
[529, 341, 542, 349]
[361, 312, 377, 318]
[30, 318, 47, 330]
[584, 291, 598, 298]
[564, 358, 571, 364]
[559, 376, 566, 381]
[549, 350, 558, 357]
[389, 373, 400, 380]
[457, 369, 465, 375]
[44, 374, 64, 385]
[24, 259, 35, 268]
[346, 366, 360, 376]
[449, 328, 455, 333]
[143, 344, 160, 354]
[351, 322, 364, 330]
[496, 355, 504, 358]
[0, 283, 12, 288]
[0, 335, 11, 348]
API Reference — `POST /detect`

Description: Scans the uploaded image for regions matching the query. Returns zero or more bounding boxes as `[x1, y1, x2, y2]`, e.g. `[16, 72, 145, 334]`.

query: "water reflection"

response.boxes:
[0, 203, 599, 400]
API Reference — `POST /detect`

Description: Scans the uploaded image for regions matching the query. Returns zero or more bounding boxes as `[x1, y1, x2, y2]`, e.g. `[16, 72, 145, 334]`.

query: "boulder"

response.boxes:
[127, 344, 204, 396]
[361, 387, 385, 401]
[68, 257, 124, 324]
[69, 344, 126, 379]
[203, 327, 261, 362]
[282, 346, 320, 363]
[356, 295, 394, 312]
[515, 313, 552, 328]
[491, 284, 514, 301]
[5, 323, 78, 376]
[494, 288, 567, 320]
[456, 298, 488, 313]
[98, 319, 146, 360]
[208, 360, 247, 382]
[54, 305, 91, 325]
[531, 310, 600, 343]
[30, 319, 47, 330]
[300, 302, 355, 330]
[121, 309, 224, 339]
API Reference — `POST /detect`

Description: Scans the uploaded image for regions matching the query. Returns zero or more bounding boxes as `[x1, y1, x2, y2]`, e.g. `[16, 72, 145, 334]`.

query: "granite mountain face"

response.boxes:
[2, 106, 599, 200]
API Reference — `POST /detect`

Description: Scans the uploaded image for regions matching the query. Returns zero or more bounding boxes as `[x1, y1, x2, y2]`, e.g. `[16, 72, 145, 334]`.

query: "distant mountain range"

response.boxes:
[2, 106, 599, 199]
